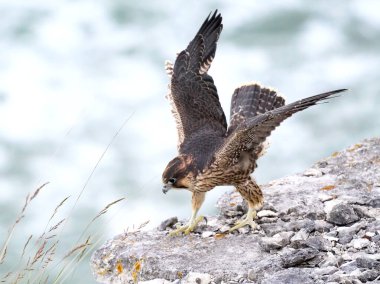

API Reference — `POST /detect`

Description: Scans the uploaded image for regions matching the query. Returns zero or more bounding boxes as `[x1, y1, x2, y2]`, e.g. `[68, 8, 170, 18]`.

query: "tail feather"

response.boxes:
[229, 83, 285, 134]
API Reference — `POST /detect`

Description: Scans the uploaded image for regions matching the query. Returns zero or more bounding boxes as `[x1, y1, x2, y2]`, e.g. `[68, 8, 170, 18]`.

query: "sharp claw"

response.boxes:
[203, 216, 208, 225]
[168, 216, 205, 236]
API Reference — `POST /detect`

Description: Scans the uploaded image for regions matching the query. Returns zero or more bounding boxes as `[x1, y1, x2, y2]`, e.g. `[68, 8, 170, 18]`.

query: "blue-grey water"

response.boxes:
[0, 0, 379, 283]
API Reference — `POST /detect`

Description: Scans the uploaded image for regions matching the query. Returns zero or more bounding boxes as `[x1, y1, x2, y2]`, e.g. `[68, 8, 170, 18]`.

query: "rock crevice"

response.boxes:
[91, 138, 380, 284]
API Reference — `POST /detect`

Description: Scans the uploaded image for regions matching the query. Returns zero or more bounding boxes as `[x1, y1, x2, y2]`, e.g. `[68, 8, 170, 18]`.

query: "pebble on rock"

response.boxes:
[261, 269, 314, 284]
[290, 229, 309, 242]
[201, 231, 215, 238]
[352, 238, 371, 249]
[259, 232, 293, 252]
[184, 272, 212, 284]
[314, 266, 339, 275]
[336, 223, 364, 244]
[326, 203, 360, 225]
[219, 224, 231, 233]
[356, 256, 380, 270]
[303, 168, 323, 177]
[158, 217, 178, 231]
[305, 236, 332, 252]
[319, 252, 343, 268]
[257, 210, 278, 218]
[281, 248, 319, 268]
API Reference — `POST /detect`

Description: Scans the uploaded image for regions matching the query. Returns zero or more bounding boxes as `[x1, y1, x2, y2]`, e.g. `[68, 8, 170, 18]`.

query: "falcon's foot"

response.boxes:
[229, 208, 257, 232]
[169, 215, 204, 236]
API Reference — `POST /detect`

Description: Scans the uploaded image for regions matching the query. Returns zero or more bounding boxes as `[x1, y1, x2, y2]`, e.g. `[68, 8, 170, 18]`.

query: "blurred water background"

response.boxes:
[0, 0, 379, 282]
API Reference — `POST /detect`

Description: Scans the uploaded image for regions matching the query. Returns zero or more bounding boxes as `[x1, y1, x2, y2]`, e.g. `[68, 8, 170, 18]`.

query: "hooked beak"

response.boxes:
[162, 184, 172, 194]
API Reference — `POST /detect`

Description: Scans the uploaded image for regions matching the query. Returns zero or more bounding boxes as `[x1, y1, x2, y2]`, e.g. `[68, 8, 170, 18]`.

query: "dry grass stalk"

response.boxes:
[77, 244, 88, 261]
[2, 115, 135, 283]
[1, 271, 12, 283]
[48, 219, 65, 233]
[69, 197, 127, 253]
[46, 116, 134, 283]
[44, 235, 57, 240]
[48, 196, 70, 223]
[30, 182, 49, 201]
[63, 236, 91, 259]
[91, 197, 125, 223]
[20, 194, 30, 215]
[42, 242, 58, 261]
[25, 240, 57, 284]
[137, 220, 150, 231]
[0, 182, 49, 265]
[71, 112, 134, 215]
[0, 247, 7, 264]
[41, 241, 58, 270]
[31, 240, 47, 266]
[54, 234, 106, 284]
[14, 271, 25, 283]
[21, 235, 33, 258]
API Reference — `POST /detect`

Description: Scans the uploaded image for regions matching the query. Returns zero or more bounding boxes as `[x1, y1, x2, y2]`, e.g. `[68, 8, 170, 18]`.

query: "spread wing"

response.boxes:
[166, 10, 227, 152]
[213, 89, 348, 168]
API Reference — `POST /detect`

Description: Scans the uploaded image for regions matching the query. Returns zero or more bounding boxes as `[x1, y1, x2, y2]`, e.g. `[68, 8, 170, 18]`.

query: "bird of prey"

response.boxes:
[162, 10, 346, 236]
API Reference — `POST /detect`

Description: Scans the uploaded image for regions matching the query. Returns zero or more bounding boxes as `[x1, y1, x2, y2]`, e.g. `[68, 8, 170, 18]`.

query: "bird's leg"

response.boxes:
[229, 178, 263, 233]
[169, 191, 205, 236]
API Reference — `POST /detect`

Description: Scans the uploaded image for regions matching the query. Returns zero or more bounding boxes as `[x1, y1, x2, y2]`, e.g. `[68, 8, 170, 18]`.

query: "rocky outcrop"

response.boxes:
[91, 138, 380, 284]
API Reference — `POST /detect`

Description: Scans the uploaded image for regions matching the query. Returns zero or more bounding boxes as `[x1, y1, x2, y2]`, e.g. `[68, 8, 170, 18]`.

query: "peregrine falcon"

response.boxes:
[162, 10, 346, 235]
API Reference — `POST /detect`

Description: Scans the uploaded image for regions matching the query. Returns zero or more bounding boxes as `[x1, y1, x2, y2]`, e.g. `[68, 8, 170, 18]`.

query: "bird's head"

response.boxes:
[162, 154, 194, 194]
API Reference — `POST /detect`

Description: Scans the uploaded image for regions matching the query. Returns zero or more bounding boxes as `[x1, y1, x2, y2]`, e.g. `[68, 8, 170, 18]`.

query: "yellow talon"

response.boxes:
[169, 216, 204, 236]
[229, 207, 257, 232]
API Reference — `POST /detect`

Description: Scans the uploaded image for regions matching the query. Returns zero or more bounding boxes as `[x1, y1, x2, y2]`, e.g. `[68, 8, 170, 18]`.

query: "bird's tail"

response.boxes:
[229, 83, 285, 133]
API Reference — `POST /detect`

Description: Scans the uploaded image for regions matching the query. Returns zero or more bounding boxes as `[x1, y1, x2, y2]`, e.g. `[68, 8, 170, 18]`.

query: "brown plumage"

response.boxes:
[162, 10, 347, 235]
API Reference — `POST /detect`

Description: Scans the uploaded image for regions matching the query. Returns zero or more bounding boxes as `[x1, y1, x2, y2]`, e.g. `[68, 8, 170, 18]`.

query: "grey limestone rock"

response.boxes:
[337, 222, 367, 244]
[319, 252, 344, 268]
[356, 256, 380, 270]
[280, 248, 319, 268]
[357, 269, 380, 282]
[158, 217, 178, 231]
[305, 236, 333, 252]
[91, 138, 380, 283]
[259, 231, 294, 252]
[257, 209, 278, 218]
[326, 203, 360, 225]
[351, 238, 371, 249]
[261, 268, 315, 284]
[314, 266, 339, 276]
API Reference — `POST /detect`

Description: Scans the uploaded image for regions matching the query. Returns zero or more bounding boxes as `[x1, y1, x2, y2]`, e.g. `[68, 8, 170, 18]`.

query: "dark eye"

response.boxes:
[168, 178, 176, 184]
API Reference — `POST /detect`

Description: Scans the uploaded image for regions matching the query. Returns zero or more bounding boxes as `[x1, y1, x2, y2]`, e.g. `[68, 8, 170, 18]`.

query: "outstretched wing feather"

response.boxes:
[214, 89, 347, 167]
[167, 10, 227, 151]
